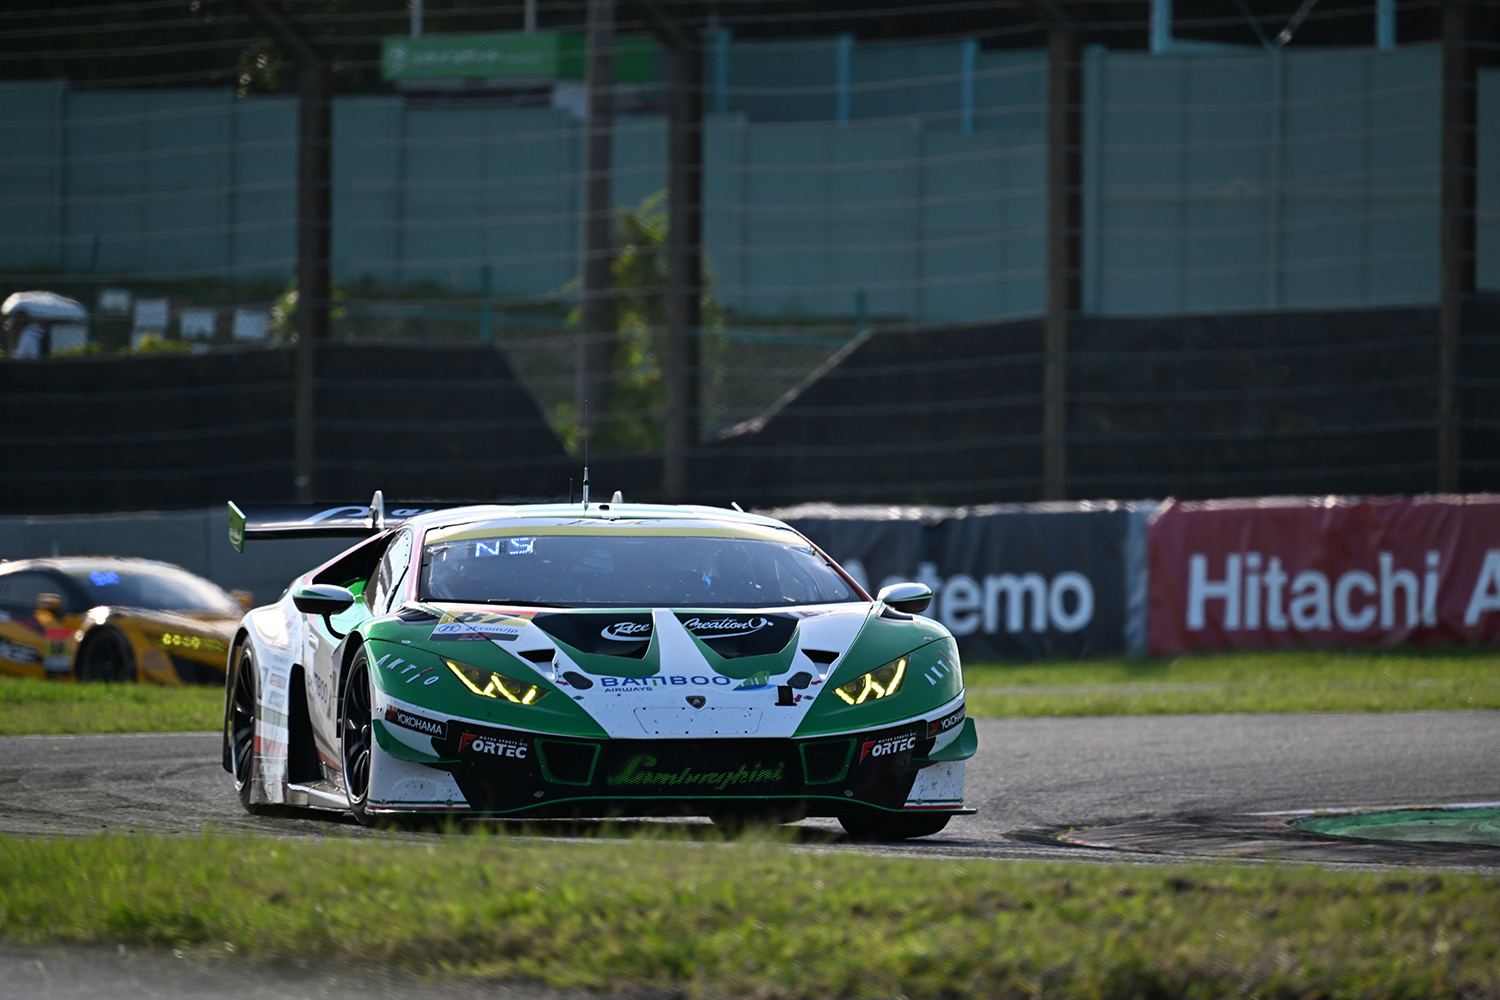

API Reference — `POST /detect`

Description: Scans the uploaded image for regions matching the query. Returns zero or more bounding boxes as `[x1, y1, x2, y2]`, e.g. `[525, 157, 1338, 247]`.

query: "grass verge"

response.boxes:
[0, 676, 222, 736]
[1, 831, 1497, 999]
[965, 649, 1500, 716]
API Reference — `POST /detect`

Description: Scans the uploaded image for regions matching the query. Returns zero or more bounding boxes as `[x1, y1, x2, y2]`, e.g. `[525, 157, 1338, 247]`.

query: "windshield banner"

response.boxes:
[1148, 496, 1500, 653]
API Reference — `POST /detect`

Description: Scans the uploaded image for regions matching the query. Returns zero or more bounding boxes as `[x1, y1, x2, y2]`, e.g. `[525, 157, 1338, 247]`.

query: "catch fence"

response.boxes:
[1, 296, 1496, 515]
[1, 1, 1496, 510]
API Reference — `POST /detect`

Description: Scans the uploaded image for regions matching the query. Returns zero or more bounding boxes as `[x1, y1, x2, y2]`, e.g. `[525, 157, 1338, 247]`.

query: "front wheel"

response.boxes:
[340, 649, 377, 826]
[76, 627, 135, 683]
[839, 812, 951, 841]
[229, 645, 274, 815]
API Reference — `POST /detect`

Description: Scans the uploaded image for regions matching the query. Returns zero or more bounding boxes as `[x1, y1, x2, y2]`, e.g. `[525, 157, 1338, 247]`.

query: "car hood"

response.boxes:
[364, 601, 958, 741]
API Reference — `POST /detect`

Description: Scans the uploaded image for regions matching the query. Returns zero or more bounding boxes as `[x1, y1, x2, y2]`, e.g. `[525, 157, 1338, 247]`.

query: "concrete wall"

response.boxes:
[0, 83, 296, 278]
[330, 102, 1046, 321]
[1086, 46, 1446, 314]
[716, 37, 1046, 131]
[1, 44, 1494, 322]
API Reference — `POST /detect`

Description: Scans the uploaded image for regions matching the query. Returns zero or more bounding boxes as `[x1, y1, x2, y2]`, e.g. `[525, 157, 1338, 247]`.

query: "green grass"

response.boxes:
[0, 676, 222, 735]
[1, 831, 1497, 999]
[965, 649, 1500, 717]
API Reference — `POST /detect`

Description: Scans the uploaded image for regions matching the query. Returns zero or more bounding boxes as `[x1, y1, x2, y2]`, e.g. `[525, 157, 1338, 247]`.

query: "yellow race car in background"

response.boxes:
[0, 557, 248, 684]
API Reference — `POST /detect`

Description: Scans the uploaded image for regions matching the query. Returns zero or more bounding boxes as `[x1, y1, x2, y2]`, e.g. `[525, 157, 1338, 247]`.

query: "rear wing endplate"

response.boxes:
[229, 491, 451, 552]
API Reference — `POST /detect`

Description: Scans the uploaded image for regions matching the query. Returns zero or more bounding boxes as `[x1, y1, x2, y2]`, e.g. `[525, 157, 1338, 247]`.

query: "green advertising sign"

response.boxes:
[381, 32, 655, 83]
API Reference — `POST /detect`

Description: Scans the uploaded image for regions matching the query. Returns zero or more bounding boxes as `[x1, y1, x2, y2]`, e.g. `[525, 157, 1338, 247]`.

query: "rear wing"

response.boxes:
[227, 491, 457, 552]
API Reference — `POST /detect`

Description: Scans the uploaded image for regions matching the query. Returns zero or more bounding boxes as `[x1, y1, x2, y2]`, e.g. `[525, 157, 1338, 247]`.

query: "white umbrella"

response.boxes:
[3, 291, 89, 322]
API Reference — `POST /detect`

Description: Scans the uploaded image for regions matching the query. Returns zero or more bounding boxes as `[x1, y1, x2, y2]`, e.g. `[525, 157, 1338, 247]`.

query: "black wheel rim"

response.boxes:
[104, 632, 129, 681]
[230, 650, 256, 785]
[342, 658, 373, 803]
[85, 632, 127, 682]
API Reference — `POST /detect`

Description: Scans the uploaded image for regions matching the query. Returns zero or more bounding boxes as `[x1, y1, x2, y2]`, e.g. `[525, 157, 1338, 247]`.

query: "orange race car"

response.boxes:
[0, 557, 249, 684]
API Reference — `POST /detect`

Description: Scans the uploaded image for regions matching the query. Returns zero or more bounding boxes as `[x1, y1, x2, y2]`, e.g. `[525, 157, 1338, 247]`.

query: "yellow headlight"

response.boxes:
[834, 656, 907, 705]
[153, 632, 226, 653]
[444, 659, 547, 705]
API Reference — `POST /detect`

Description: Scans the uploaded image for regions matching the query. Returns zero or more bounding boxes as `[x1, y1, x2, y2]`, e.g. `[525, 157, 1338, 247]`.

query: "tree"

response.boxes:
[553, 190, 723, 454]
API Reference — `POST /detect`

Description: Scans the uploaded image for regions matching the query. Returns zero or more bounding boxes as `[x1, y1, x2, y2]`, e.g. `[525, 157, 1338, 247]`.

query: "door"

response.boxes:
[0, 570, 71, 678]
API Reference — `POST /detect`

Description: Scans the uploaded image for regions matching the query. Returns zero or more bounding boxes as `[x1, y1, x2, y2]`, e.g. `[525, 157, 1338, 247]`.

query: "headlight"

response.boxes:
[834, 656, 907, 705]
[152, 632, 226, 653]
[444, 658, 548, 705]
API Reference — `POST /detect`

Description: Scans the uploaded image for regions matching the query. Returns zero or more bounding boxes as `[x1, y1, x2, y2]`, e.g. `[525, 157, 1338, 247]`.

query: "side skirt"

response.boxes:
[286, 780, 351, 811]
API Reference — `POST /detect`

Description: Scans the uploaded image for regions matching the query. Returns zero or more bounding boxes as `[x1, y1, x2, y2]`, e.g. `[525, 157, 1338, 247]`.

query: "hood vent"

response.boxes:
[533, 612, 653, 658]
[675, 613, 797, 659]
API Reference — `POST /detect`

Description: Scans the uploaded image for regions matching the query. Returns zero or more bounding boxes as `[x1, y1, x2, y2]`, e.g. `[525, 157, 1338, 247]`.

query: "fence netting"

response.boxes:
[0, 0, 1495, 511]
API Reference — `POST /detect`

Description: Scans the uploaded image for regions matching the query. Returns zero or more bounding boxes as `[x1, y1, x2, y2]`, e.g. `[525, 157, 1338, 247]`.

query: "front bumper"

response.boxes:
[370, 711, 976, 818]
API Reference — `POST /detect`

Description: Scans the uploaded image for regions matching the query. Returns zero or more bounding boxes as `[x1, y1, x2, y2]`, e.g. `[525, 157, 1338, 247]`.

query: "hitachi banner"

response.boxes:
[1149, 496, 1500, 653]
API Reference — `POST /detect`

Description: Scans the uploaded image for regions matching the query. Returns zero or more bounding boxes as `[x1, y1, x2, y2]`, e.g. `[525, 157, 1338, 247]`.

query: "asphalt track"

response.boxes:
[2, 712, 1498, 999]
[2, 712, 1497, 862]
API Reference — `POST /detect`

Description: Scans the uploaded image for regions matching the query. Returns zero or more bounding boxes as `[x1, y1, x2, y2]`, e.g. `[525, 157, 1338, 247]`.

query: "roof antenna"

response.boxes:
[581, 399, 590, 509]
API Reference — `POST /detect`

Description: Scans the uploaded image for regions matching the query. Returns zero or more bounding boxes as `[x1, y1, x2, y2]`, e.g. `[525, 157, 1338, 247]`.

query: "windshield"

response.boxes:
[422, 532, 858, 608]
[65, 564, 238, 614]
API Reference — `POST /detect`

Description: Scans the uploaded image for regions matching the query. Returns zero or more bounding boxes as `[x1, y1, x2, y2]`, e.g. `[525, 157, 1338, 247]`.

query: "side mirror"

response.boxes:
[876, 581, 933, 615]
[291, 584, 356, 616]
[35, 592, 63, 615]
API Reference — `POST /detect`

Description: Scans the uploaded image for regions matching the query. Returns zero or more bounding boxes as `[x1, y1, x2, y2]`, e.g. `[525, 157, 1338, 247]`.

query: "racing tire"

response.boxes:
[229, 645, 275, 815]
[75, 627, 136, 683]
[838, 812, 951, 841]
[340, 649, 377, 827]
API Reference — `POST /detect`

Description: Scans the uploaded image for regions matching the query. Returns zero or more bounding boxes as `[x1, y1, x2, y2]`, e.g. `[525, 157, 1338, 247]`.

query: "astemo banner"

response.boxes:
[772, 502, 1154, 660]
[1149, 496, 1500, 654]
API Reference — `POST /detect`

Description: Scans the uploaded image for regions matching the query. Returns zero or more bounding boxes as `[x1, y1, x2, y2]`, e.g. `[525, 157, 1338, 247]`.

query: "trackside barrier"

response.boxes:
[777, 494, 1500, 660]
[768, 502, 1157, 660]
[1148, 495, 1500, 654]
[8, 495, 1498, 660]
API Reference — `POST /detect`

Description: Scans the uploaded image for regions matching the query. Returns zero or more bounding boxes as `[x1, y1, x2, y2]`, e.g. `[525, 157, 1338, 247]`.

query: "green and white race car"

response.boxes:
[222, 495, 976, 839]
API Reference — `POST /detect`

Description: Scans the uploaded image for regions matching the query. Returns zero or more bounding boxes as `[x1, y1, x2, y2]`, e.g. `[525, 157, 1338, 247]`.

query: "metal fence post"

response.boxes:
[664, 33, 704, 502]
[1044, 27, 1082, 501]
[578, 0, 616, 448]
[1438, 0, 1475, 493]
